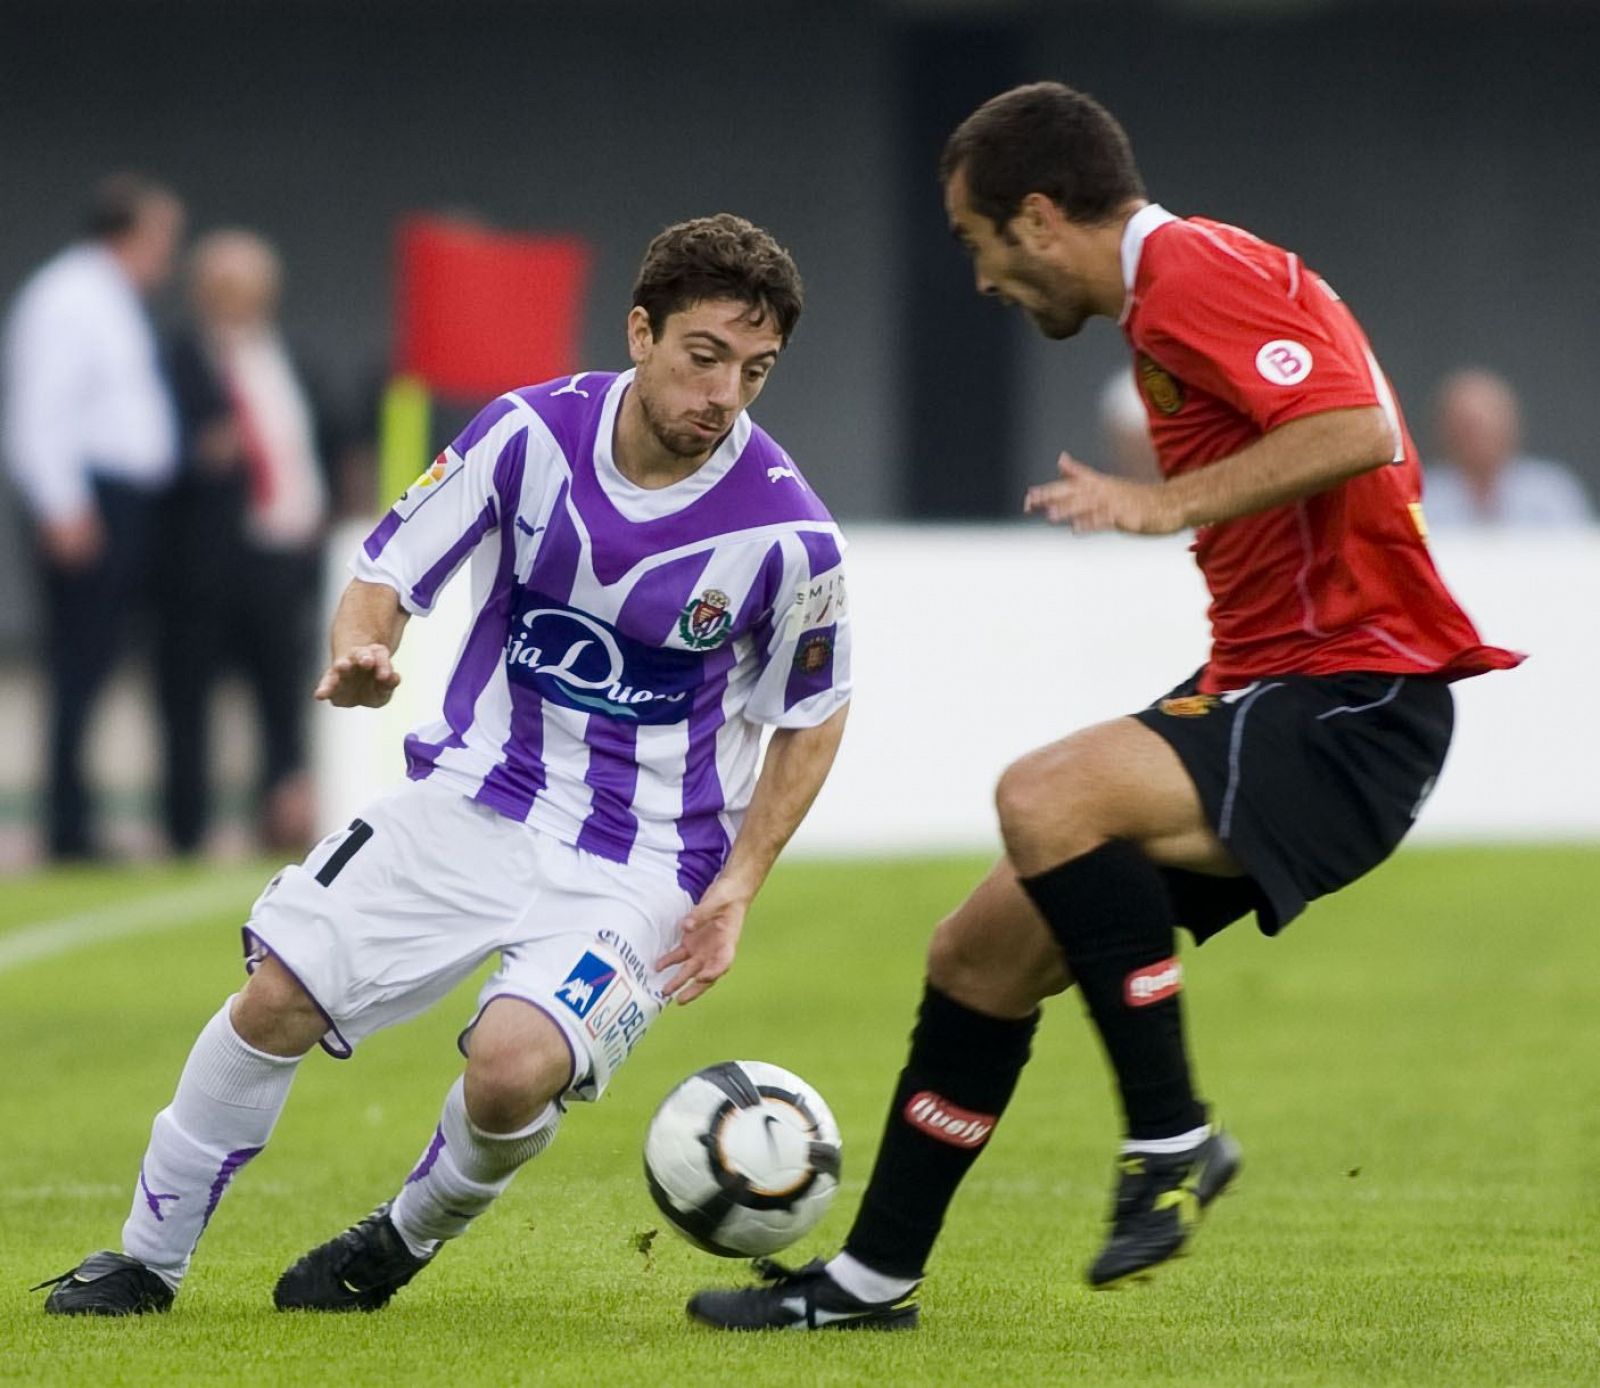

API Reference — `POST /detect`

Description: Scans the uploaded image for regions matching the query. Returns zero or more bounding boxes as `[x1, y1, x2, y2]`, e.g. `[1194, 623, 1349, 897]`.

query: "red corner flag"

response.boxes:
[395, 216, 591, 400]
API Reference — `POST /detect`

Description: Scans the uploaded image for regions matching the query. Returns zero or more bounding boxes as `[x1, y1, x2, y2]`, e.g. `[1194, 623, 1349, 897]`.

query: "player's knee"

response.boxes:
[995, 745, 1110, 863]
[464, 1006, 572, 1133]
[995, 750, 1070, 839]
[231, 956, 325, 1058]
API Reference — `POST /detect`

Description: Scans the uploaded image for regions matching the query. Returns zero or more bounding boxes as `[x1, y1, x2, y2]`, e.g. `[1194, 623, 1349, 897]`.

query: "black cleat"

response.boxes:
[1088, 1128, 1242, 1288]
[274, 1203, 434, 1312]
[687, 1257, 919, 1332]
[35, 1251, 175, 1316]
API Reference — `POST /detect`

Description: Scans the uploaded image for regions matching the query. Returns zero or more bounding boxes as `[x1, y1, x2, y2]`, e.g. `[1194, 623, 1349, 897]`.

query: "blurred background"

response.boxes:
[1, 0, 1596, 867]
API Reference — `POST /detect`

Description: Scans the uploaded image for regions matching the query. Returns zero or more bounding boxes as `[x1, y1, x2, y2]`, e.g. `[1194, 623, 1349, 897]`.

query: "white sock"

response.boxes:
[1122, 1122, 1211, 1157]
[826, 1251, 918, 1304]
[121, 998, 300, 1287]
[389, 1078, 560, 1257]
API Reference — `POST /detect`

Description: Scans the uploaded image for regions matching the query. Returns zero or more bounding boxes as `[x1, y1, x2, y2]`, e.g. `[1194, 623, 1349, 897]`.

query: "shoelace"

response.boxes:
[28, 1268, 78, 1293]
[751, 1257, 823, 1287]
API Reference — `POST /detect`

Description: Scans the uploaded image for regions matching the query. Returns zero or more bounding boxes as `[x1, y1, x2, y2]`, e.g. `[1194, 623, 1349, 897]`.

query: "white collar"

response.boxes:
[1118, 203, 1179, 322]
[593, 369, 752, 520]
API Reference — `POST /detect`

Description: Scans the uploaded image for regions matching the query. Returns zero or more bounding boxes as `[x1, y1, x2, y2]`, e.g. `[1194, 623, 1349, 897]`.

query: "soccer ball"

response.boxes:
[643, 1060, 842, 1257]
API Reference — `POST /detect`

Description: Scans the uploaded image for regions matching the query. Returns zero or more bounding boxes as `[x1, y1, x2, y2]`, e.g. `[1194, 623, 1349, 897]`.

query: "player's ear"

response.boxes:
[1016, 192, 1062, 249]
[626, 306, 654, 365]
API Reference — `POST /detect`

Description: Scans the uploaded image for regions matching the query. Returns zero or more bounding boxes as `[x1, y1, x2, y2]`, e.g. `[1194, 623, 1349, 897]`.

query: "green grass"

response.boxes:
[2, 847, 1597, 1385]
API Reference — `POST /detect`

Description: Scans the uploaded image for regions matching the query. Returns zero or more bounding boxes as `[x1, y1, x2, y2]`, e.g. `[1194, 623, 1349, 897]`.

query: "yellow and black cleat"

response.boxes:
[1087, 1129, 1241, 1289]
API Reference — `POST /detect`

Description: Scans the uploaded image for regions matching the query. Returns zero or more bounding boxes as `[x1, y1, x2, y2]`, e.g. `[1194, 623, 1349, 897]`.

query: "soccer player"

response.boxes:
[38, 214, 853, 1316]
[689, 82, 1521, 1331]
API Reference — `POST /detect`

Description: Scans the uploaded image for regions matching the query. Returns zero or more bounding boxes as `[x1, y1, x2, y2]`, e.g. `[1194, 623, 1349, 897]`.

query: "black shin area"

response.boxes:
[1021, 840, 1205, 1141]
[842, 984, 1036, 1280]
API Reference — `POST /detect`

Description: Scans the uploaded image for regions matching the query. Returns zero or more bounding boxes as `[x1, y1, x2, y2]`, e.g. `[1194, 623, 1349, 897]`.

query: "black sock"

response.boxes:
[841, 984, 1036, 1281]
[1021, 840, 1205, 1141]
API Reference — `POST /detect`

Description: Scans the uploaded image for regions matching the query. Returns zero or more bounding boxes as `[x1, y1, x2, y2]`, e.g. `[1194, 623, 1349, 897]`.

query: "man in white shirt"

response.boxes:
[2, 173, 185, 858]
[1423, 369, 1594, 528]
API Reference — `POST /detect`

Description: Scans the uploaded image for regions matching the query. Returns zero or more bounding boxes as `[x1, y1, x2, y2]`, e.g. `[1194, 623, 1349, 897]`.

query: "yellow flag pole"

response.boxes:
[378, 375, 432, 511]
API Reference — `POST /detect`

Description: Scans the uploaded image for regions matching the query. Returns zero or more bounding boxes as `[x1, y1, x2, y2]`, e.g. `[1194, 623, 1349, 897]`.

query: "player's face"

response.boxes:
[944, 169, 1092, 340]
[627, 300, 783, 459]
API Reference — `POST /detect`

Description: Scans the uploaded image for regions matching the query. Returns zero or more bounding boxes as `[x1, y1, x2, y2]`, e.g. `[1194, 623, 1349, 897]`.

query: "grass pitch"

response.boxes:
[2, 846, 1596, 1385]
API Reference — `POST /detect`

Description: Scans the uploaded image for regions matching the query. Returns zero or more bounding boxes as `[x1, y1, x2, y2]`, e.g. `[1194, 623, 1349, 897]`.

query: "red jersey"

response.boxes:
[1119, 206, 1521, 692]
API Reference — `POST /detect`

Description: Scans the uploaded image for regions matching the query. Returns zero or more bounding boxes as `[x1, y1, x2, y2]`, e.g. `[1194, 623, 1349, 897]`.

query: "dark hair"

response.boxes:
[940, 82, 1145, 231]
[632, 214, 804, 346]
[84, 172, 176, 240]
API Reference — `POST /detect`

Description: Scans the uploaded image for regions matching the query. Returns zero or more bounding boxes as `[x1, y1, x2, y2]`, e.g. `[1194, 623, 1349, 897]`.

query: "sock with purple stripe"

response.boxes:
[121, 998, 300, 1288]
[389, 1078, 561, 1257]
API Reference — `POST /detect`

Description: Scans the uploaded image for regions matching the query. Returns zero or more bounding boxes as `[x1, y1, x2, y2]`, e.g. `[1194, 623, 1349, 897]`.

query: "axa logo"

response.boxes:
[904, 1091, 996, 1149]
[1125, 957, 1183, 1007]
[554, 951, 618, 1020]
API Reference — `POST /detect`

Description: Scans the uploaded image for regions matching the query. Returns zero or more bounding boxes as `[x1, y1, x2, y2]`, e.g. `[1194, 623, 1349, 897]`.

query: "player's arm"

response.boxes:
[1025, 405, 1395, 535]
[658, 703, 850, 1006]
[313, 578, 411, 708]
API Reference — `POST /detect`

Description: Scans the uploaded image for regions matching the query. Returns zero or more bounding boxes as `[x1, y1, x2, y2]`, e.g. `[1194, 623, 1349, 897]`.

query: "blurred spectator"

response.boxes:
[1, 173, 184, 860]
[1099, 368, 1161, 482]
[155, 230, 331, 856]
[1424, 369, 1594, 527]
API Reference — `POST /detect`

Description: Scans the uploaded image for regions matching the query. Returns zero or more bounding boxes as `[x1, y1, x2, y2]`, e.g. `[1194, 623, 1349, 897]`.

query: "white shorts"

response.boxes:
[241, 780, 693, 1101]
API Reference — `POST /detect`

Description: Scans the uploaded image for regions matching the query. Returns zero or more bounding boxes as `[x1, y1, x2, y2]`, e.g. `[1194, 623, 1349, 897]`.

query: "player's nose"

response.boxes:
[706, 364, 741, 409]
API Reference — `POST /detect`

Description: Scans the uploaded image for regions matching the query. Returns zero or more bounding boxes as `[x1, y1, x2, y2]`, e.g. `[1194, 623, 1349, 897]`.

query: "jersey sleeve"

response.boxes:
[1138, 237, 1383, 435]
[349, 396, 522, 614]
[744, 528, 852, 729]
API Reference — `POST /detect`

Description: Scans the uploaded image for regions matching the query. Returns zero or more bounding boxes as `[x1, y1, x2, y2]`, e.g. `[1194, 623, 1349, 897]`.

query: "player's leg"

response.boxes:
[275, 827, 681, 1312]
[273, 999, 572, 1313]
[40, 957, 325, 1316]
[687, 861, 1062, 1330]
[688, 718, 1241, 1327]
[998, 715, 1243, 1286]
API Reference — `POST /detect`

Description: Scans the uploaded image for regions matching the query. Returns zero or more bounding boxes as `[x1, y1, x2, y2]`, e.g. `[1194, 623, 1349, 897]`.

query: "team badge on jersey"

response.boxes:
[1137, 354, 1185, 416]
[794, 633, 833, 674]
[678, 589, 732, 651]
[1159, 694, 1217, 718]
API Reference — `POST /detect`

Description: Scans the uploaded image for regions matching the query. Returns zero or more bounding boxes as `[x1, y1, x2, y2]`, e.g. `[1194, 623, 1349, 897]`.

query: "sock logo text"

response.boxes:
[1125, 957, 1183, 1007]
[904, 1091, 996, 1149]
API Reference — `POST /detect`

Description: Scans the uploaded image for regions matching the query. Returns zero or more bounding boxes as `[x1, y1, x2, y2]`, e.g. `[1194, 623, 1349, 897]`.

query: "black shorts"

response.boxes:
[1133, 670, 1454, 943]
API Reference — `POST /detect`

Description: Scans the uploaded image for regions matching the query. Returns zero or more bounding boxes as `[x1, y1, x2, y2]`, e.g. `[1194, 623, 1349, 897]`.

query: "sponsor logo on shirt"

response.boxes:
[1159, 694, 1217, 718]
[554, 951, 619, 1020]
[504, 592, 705, 725]
[1125, 957, 1183, 1007]
[677, 588, 733, 651]
[904, 1091, 996, 1149]
[784, 567, 847, 638]
[393, 452, 461, 520]
[1137, 354, 1185, 415]
[1254, 339, 1313, 386]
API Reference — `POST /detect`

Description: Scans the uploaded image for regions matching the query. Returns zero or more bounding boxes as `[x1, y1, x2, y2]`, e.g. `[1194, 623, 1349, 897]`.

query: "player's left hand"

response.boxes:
[1024, 451, 1183, 535]
[656, 882, 750, 1006]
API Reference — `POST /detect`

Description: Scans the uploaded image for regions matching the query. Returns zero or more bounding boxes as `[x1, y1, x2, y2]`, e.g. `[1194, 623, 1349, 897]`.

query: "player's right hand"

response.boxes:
[314, 645, 402, 707]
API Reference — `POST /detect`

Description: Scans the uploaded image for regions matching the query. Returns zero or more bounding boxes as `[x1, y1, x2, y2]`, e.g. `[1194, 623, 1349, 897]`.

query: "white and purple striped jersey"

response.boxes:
[352, 370, 851, 899]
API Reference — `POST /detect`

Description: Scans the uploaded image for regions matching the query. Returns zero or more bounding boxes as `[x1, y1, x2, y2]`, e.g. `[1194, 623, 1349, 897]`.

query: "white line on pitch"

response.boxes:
[0, 873, 265, 975]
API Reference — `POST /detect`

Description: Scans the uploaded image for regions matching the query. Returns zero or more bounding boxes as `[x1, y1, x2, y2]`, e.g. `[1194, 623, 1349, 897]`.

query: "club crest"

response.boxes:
[678, 588, 732, 651]
[1159, 694, 1217, 718]
[1137, 354, 1185, 416]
